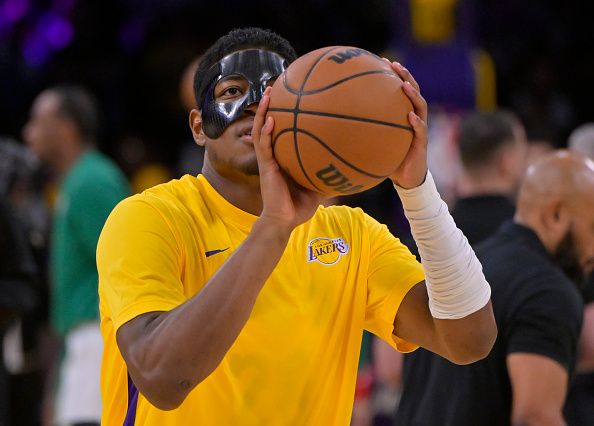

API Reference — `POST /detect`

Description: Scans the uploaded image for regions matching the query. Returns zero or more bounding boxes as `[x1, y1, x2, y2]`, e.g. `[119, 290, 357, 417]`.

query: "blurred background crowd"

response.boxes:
[1, 0, 593, 425]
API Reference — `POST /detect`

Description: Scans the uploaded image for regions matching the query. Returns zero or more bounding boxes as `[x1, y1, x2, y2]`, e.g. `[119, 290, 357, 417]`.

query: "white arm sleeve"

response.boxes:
[394, 171, 491, 319]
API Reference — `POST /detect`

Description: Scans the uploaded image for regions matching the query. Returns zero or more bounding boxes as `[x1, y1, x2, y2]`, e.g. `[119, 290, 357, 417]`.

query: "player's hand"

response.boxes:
[387, 62, 428, 189]
[252, 87, 325, 232]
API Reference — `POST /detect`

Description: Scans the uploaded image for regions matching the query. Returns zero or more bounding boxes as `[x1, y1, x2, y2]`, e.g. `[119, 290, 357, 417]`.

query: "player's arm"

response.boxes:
[117, 217, 295, 410]
[507, 353, 568, 426]
[389, 167, 497, 364]
[394, 282, 495, 364]
[387, 62, 496, 363]
[115, 89, 324, 410]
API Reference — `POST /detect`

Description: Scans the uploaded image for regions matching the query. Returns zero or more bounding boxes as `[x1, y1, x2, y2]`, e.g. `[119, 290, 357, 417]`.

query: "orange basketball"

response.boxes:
[268, 46, 414, 196]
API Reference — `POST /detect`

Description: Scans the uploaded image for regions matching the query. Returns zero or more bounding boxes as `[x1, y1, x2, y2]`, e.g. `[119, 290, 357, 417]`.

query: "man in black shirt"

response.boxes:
[396, 150, 594, 426]
[564, 123, 594, 425]
[451, 111, 527, 245]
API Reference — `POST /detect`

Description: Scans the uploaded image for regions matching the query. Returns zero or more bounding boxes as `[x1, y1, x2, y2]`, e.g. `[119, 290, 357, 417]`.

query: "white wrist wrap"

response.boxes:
[395, 171, 491, 319]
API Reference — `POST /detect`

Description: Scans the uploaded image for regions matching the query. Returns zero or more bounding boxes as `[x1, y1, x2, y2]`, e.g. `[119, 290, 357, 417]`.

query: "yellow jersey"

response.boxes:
[97, 174, 424, 426]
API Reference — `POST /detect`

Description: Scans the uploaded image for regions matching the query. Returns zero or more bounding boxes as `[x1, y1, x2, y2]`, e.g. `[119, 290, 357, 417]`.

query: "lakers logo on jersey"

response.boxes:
[307, 237, 349, 265]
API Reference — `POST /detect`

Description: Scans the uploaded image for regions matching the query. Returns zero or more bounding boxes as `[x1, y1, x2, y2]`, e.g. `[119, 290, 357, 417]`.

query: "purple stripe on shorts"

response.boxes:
[123, 374, 139, 426]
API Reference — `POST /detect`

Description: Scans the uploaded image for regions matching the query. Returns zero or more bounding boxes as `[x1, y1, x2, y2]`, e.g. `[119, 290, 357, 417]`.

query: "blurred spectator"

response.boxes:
[396, 151, 592, 426]
[0, 138, 49, 426]
[451, 110, 527, 245]
[0, 193, 38, 424]
[0, 198, 38, 424]
[564, 124, 594, 426]
[23, 86, 129, 426]
[0, 138, 47, 271]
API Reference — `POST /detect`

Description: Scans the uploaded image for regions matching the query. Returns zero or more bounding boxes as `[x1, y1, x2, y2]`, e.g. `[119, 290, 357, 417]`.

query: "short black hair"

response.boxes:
[193, 27, 298, 109]
[458, 111, 519, 170]
[51, 85, 99, 143]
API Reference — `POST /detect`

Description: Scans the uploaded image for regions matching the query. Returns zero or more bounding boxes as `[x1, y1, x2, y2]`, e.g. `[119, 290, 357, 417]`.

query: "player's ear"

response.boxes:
[542, 197, 570, 243]
[189, 109, 207, 147]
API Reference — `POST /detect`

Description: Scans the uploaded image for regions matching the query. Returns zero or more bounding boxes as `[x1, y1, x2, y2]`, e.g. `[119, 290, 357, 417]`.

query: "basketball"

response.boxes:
[268, 46, 414, 196]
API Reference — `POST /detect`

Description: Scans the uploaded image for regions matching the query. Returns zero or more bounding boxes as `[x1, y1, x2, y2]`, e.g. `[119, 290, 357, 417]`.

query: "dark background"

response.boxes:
[1, 0, 593, 169]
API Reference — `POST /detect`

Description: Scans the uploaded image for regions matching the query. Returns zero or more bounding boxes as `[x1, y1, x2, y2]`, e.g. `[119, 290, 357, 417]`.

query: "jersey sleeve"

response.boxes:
[506, 280, 583, 370]
[363, 212, 425, 353]
[97, 196, 187, 331]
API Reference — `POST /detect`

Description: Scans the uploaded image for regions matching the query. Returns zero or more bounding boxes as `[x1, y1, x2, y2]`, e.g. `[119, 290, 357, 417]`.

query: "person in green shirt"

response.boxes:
[24, 86, 129, 426]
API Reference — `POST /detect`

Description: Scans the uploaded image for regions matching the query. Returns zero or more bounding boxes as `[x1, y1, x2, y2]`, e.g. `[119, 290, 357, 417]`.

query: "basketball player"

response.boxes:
[97, 27, 496, 425]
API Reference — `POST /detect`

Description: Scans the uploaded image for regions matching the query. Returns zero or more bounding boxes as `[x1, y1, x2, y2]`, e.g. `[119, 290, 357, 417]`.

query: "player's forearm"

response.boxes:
[395, 171, 496, 363]
[432, 302, 496, 364]
[124, 217, 292, 409]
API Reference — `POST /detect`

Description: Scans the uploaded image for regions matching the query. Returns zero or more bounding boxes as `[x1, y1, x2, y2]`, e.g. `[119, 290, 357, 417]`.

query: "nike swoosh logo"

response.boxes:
[205, 248, 229, 257]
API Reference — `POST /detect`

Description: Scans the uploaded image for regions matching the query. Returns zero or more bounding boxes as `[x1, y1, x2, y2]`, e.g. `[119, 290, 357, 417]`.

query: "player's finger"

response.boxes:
[259, 116, 274, 157]
[408, 111, 428, 148]
[252, 87, 272, 144]
[392, 62, 420, 92]
[403, 81, 427, 123]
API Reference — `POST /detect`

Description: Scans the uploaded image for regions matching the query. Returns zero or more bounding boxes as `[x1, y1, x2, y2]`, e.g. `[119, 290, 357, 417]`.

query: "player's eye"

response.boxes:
[223, 87, 241, 96]
[215, 76, 249, 101]
[215, 85, 244, 102]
